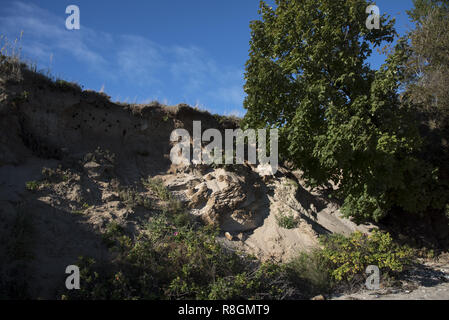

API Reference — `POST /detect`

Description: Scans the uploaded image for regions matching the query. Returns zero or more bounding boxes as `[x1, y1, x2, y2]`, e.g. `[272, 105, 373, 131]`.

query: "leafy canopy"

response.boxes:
[243, 0, 435, 222]
[407, 0, 449, 22]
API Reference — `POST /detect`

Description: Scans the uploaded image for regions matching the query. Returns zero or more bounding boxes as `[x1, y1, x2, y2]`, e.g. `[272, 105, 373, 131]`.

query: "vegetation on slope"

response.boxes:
[62, 181, 413, 300]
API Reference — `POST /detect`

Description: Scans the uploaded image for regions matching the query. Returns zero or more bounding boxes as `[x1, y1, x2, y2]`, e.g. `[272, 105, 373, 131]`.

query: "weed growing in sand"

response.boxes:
[118, 188, 152, 210]
[142, 177, 187, 222]
[25, 180, 40, 192]
[284, 178, 299, 189]
[275, 211, 298, 229]
[72, 203, 90, 216]
[143, 177, 171, 201]
[24, 167, 71, 193]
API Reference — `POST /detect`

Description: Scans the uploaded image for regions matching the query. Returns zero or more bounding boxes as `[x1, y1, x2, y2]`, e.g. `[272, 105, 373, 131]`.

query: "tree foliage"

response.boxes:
[403, 0, 449, 217]
[404, 2, 449, 127]
[407, 0, 449, 22]
[243, 0, 442, 223]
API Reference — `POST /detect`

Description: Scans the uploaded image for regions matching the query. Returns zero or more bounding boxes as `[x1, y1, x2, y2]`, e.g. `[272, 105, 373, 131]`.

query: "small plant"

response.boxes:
[102, 221, 126, 248]
[25, 181, 40, 192]
[118, 188, 152, 210]
[276, 211, 298, 229]
[72, 203, 90, 215]
[143, 177, 171, 201]
[21, 90, 29, 100]
[71, 201, 91, 216]
[284, 178, 299, 189]
[71, 209, 85, 216]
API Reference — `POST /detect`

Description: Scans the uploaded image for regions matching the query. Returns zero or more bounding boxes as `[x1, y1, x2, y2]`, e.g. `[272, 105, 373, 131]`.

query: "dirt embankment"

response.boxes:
[1, 65, 447, 299]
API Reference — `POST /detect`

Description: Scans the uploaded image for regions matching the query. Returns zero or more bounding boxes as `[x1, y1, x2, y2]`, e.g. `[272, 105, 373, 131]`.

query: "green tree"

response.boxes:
[404, 2, 449, 126]
[243, 0, 436, 223]
[402, 1, 449, 215]
[407, 0, 449, 22]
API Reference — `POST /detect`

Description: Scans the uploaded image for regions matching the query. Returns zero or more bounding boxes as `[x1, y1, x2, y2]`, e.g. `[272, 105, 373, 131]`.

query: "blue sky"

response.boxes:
[0, 0, 415, 116]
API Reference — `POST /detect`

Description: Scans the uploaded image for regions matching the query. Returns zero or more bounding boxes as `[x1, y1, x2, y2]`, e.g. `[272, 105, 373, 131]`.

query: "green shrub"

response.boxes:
[286, 230, 414, 296]
[320, 231, 414, 282]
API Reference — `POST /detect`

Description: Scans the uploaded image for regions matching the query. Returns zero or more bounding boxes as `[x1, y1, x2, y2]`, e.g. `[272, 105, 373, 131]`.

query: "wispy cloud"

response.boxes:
[116, 35, 165, 86]
[0, 1, 108, 68]
[0, 1, 246, 114]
